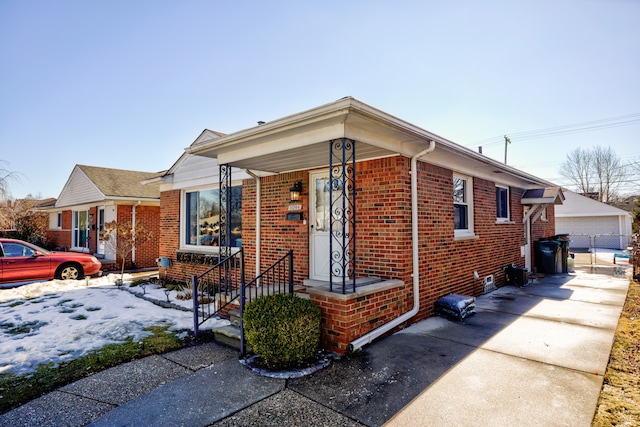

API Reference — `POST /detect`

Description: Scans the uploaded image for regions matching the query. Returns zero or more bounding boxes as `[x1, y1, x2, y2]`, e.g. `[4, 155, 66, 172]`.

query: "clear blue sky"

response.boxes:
[1, 0, 639, 199]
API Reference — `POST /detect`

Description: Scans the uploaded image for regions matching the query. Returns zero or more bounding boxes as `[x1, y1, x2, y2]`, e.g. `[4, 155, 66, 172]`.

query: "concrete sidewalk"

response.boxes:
[0, 267, 629, 426]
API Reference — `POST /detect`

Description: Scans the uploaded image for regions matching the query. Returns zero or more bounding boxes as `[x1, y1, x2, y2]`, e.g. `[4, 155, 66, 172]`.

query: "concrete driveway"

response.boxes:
[383, 269, 628, 426]
[0, 266, 629, 427]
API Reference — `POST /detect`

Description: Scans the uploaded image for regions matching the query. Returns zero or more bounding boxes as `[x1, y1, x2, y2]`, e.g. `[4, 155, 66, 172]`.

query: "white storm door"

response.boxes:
[97, 207, 105, 256]
[309, 171, 333, 281]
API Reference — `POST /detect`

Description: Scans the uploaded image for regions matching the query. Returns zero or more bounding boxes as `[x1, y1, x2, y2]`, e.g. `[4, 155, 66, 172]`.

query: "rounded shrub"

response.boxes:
[243, 293, 322, 365]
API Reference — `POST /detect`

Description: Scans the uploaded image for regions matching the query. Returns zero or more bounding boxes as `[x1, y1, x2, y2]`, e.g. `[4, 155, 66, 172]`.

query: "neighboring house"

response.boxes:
[42, 165, 163, 270]
[0, 197, 54, 243]
[555, 189, 633, 250]
[155, 97, 562, 354]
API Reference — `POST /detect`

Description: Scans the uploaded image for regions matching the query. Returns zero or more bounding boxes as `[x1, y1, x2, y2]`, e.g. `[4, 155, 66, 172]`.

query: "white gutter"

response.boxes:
[349, 140, 436, 352]
[246, 170, 261, 276]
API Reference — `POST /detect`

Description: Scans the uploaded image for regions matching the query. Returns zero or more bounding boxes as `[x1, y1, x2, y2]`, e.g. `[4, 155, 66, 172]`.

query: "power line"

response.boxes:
[467, 113, 640, 148]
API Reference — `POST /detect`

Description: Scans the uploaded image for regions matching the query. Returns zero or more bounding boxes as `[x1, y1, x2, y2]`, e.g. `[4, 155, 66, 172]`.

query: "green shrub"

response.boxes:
[243, 294, 322, 365]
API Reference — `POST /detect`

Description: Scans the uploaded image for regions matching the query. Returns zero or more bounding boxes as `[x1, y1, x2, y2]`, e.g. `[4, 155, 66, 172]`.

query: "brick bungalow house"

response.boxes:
[154, 98, 563, 354]
[43, 164, 163, 270]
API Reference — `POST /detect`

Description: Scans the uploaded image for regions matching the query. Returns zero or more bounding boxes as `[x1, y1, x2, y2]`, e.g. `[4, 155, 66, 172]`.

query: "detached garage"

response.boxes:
[555, 190, 633, 250]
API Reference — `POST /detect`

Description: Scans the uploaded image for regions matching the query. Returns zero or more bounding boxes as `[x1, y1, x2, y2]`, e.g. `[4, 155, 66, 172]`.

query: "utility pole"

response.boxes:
[504, 135, 511, 164]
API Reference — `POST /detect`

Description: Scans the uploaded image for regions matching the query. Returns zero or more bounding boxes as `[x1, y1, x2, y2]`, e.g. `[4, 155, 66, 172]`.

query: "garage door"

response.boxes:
[556, 216, 626, 249]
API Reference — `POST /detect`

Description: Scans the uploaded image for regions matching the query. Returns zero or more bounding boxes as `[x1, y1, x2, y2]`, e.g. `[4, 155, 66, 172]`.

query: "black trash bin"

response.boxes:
[550, 235, 571, 273]
[537, 240, 560, 274]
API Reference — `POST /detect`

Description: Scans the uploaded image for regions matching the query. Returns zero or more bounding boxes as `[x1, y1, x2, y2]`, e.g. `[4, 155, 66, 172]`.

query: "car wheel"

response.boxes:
[58, 264, 83, 280]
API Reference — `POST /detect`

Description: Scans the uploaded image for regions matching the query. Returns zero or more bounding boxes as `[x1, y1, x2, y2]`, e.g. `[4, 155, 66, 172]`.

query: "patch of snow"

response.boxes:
[0, 273, 229, 375]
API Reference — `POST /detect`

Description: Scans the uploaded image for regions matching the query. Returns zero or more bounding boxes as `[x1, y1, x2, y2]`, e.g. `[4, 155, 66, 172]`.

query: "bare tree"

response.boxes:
[560, 147, 593, 196]
[592, 146, 626, 203]
[2, 195, 50, 243]
[560, 146, 627, 203]
[0, 161, 21, 229]
[0, 161, 21, 199]
[628, 157, 640, 194]
[100, 221, 154, 283]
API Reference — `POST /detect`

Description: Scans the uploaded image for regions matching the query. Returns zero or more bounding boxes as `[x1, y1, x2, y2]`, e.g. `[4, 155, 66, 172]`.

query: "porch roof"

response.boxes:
[520, 187, 565, 205]
[186, 97, 555, 188]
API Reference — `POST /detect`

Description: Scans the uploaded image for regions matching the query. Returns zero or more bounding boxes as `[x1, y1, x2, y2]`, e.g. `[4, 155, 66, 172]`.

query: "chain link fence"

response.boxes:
[566, 233, 634, 268]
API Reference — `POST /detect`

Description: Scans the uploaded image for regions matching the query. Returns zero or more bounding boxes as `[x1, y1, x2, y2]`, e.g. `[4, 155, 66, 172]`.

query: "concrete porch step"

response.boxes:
[212, 324, 242, 350]
[215, 289, 308, 350]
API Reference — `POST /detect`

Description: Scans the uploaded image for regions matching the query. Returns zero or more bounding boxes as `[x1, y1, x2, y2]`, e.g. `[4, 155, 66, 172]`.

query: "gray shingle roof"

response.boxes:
[77, 165, 163, 199]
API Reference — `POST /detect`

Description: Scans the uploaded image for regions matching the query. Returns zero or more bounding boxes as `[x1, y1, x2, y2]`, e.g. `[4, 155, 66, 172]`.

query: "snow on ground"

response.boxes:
[591, 248, 633, 264]
[0, 274, 229, 376]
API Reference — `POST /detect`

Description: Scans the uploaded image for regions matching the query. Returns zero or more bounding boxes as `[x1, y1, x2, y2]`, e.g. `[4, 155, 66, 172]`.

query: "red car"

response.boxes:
[0, 238, 102, 286]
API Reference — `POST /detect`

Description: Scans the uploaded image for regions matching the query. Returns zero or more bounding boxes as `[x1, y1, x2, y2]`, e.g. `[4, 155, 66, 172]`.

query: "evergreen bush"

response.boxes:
[243, 293, 322, 365]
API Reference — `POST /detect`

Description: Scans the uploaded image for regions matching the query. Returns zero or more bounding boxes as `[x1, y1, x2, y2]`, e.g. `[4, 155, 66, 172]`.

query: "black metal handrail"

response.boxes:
[192, 248, 244, 337]
[191, 248, 295, 356]
[239, 249, 293, 355]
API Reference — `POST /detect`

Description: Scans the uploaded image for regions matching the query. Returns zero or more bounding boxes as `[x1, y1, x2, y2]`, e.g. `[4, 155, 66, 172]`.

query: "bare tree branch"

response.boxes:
[560, 147, 593, 195]
[560, 146, 629, 202]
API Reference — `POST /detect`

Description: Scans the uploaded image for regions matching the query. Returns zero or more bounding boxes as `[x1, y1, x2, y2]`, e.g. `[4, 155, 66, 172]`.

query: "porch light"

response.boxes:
[289, 181, 303, 202]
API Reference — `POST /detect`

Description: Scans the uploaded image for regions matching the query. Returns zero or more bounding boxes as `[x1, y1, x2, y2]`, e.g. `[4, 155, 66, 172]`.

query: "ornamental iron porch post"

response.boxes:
[329, 138, 356, 294]
[219, 164, 232, 259]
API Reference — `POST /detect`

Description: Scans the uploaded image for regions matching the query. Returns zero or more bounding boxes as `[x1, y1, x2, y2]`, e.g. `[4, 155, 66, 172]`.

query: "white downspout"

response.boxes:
[349, 140, 436, 352]
[132, 201, 140, 266]
[246, 170, 261, 276]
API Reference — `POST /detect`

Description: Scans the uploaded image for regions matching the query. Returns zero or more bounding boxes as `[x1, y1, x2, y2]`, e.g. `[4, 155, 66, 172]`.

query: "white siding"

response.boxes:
[56, 167, 103, 207]
[48, 212, 59, 230]
[170, 154, 250, 190]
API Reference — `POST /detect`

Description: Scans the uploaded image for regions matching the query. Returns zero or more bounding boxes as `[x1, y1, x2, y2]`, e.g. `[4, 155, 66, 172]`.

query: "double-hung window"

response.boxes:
[496, 185, 510, 221]
[183, 186, 242, 249]
[453, 174, 474, 238]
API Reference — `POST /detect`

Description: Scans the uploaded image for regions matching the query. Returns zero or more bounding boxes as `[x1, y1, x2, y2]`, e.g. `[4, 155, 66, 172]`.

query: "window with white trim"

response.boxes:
[183, 186, 242, 248]
[57, 212, 62, 229]
[496, 185, 510, 221]
[541, 206, 548, 221]
[453, 174, 474, 237]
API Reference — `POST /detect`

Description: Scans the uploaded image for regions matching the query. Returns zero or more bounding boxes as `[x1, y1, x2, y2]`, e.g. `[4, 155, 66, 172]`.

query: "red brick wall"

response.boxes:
[413, 162, 528, 320]
[159, 189, 219, 282]
[242, 171, 309, 284]
[307, 157, 552, 353]
[108, 205, 160, 270]
[310, 283, 409, 353]
[160, 189, 180, 261]
[46, 210, 72, 250]
[133, 205, 160, 269]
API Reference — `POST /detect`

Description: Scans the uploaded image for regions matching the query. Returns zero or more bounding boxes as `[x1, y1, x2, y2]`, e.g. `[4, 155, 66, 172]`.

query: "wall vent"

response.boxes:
[483, 275, 496, 294]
